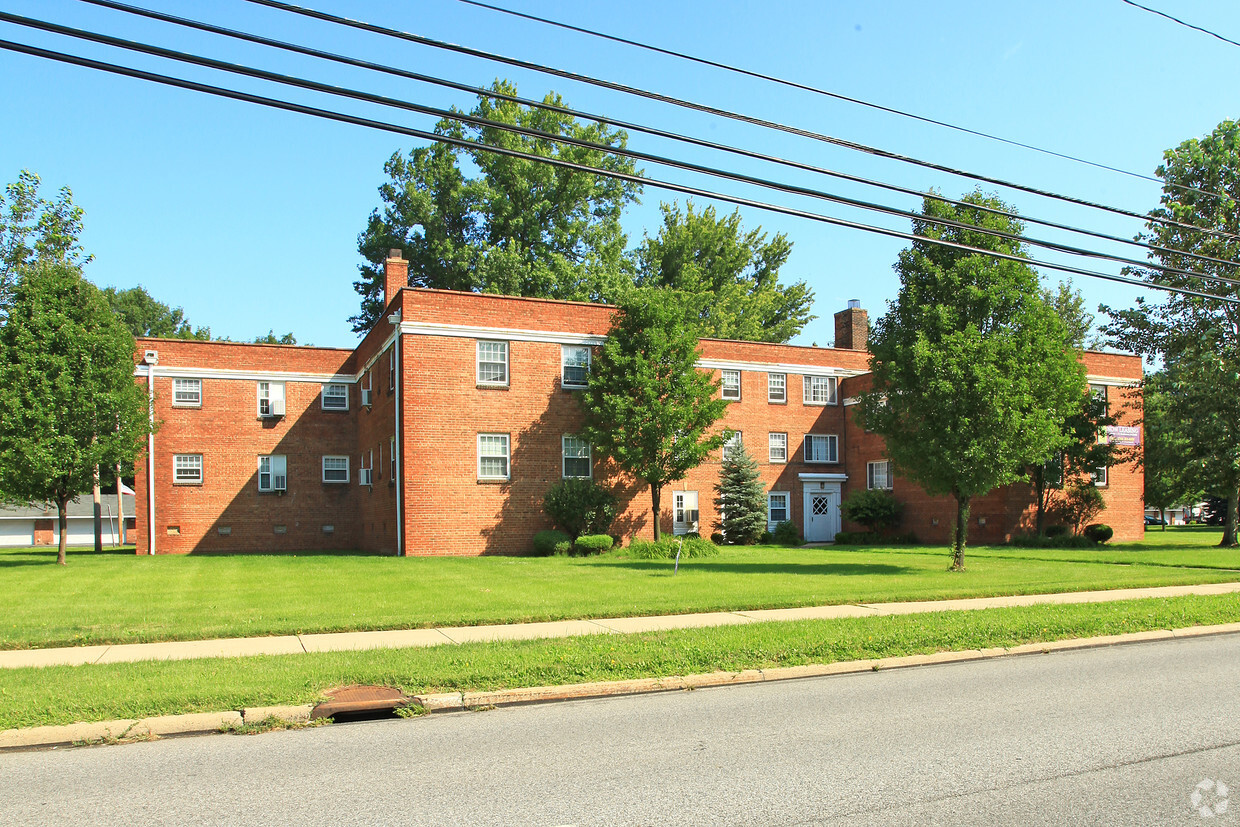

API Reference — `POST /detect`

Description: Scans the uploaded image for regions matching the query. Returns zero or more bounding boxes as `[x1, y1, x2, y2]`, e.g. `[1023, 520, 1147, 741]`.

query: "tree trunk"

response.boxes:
[651, 484, 662, 542]
[1223, 486, 1240, 548]
[57, 495, 69, 566]
[1033, 468, 1047, 537]
[93, 466, 103, 554]
[1160, 507, 1166, 532]
[951, 491, 970, 572]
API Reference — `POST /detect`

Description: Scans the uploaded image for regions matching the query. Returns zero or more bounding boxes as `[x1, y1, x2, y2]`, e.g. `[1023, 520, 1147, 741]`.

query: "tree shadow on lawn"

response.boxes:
[0, 546, 137, 567]
[187, 548, 395, 558]
[599, 560, 913, 577]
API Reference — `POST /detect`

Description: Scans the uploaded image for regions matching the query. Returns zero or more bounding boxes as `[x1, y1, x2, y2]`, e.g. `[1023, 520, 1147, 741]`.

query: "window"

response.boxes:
[769, 432, 787, 463]
[721, 369, 741, 401]
[1090, 383, 1108, 416]
[390, 436, 395, 480]
[322, 455, 349, 484]
[562, 436, 591, 478]
[361, 373, 373, 407]
[561, 346, 590, 388]
[803, 375, 837, 405]
[359, 450, 374, 485]
[723, 431, 743, 462]
[478, 433, 510, 480]
[388, 350, 395, 391]
[172, 378, 201, 407]
[1092, 465, 1109, 487]
[805, 434, 838, 463]
[768, 492, 789, 526]
[173, 454, 202, 484]
[321, 383, 349, 411]
[768, 373, 786, 403]
[867, 460, 892, 490]
[258, 455, 287, 492]
[477, 340, 509, 386]
[257, 381, 285, 417]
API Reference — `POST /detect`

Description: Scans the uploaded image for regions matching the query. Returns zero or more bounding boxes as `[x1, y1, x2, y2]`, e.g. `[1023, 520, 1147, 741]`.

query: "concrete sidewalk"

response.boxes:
[5, 580, 1240, 671]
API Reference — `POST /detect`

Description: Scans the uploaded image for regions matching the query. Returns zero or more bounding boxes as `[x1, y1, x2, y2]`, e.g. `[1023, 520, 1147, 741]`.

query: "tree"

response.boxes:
[0, 170, 92, 310]
[1027, 387, 1120, 535]
[0, 263, 149, 564]
[632, 201, 815, 343]
[579, 294, 728, 540]
[1102, 119, 1240, 545]
[353, 81, 641, 332]
[253, 330, 297, 345]
[713, 438, 767, 544]
[1044, 279, 1099, 350]
[103, 285, 211, 340]
[840, 488, 904, 535]
[1142, 370, 1201, 529]
[858, 191, 1084, 570]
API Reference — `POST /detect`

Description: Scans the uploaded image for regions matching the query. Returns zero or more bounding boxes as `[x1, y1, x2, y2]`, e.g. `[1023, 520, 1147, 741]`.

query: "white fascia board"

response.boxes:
[399, 321, 606, 347]
[134, 365, 356, 384]
[798, 472, 849, 482]
[1086, 375, 1140, 387]
[692, 359, 868, 377]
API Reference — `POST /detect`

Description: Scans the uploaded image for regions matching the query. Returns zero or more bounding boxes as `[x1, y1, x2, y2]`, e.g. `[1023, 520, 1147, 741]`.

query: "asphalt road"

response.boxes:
[5, 634, 1240, 826]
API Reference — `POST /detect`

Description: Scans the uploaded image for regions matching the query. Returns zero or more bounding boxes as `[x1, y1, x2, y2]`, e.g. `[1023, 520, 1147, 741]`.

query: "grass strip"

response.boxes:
[4, 592, 1240, 731]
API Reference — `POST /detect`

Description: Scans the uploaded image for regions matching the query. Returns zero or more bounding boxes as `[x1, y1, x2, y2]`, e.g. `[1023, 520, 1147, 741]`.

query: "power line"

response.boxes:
[0, 35, 1230, 305]
[455, 0, 1210, 199]
[240, 0, 1240, 246]
[9, 10, 1234, 288]
[72, 0, 1240, 274]
[1122, 0, 1240, 49]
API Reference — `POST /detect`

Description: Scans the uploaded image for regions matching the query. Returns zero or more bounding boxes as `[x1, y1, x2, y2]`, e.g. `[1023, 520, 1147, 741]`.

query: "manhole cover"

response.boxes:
[311, 685, 407, 720]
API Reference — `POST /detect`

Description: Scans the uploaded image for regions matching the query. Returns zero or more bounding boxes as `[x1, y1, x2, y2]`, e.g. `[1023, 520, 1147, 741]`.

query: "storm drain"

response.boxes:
[311, 685, 409, 722]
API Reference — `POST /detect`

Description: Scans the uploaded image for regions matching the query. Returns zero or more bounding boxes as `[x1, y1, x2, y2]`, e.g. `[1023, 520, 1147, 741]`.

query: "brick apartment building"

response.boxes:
[132, 252, 1143, 556]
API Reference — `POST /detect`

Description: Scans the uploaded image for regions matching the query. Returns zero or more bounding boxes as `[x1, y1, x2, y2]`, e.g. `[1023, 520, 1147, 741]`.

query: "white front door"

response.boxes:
[803, 487, 841, 542]
[673, 491, 699, 535]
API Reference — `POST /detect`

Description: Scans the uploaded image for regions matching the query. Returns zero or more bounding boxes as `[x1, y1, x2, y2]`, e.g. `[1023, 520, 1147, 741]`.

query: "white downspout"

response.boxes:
[146, 358, 156, 555]
[388, 313, 403, 557]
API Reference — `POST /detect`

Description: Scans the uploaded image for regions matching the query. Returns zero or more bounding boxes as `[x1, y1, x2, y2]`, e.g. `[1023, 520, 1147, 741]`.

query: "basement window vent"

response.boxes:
[166, 525, 180, 536]
[217, 526, 232, 536]
[322, 525, 335, 535]
[273, 524, 288, 535]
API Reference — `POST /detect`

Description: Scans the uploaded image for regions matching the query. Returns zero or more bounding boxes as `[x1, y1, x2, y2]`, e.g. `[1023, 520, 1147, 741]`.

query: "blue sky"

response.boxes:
[1, 0, 1237, 348]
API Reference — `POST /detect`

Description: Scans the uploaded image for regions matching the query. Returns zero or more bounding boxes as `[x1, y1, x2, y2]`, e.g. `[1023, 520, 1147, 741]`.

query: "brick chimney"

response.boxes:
[382, 249, 408, 309]
[834, 299, 868, 350]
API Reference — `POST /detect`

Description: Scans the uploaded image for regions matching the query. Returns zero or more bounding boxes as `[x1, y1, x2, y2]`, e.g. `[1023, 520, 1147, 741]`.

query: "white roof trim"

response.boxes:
[134, 365, 355, 384]
[798, 472, 849, 482]
[399, 321, 606, 347]
[1087, 375, 1140, 387]
[697, 359, 867, 377]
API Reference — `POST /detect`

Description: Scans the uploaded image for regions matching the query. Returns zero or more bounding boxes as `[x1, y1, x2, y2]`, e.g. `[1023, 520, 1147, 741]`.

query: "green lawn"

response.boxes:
[4, 592, 1239, 730]
[3, 527, 1237, 650]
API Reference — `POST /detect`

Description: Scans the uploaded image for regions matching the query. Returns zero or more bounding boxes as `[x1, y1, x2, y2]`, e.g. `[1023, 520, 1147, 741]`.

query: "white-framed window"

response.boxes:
[1092, 465, 1109, 487]
[390, 436, 395, 479]
[172, 378, 201, 408]
[257, 381, 285, 417]
[769, 432, 787, 463]
[173, 454, 202, 484]
[321, 382, 349, 411]
[359, 450, 374, 486]
[562, 435, 592, 478]
[721, 369, 741, 401]
[767, 491, 790, 529]
[561, 345, 590, 389]
[258, 455, 287, 492]
[673, 490, 699, 535]
[322, 455, 349, 484]
[768, 372, 786, 403]
[867, 460, 892, 490]
[388, 350, 395, 391]
[803, 375, 838, 406]
[723, 431, 743, 462]
[361, 371, 372, 407]
[1090, 383, 1108, 414]
[478, 433, 510, 480]
[477, 340, 509, 386]
[805, 434, 838, 463]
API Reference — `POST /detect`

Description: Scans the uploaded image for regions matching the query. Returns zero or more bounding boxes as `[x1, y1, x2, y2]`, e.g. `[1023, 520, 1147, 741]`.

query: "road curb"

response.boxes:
[6, 622, 1240, 751]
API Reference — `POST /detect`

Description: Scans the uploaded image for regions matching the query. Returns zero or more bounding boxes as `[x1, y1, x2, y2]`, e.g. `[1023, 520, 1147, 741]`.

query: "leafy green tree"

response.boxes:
[543, 477, 617, 540]
[858, 191, 1084, 570]
[1102, 119, 1240, 545]
[1028, 388, 1121, 535]
[0, 263, 149, 564]
[579, 294, 728, 540]
[353, 81, 641, 332]
[840, 488, 904, 535]
[1044, 279, 1098, 350]
[0, 170, 92, 309]
[253, 330, 297, 345]
[103, 285, 211, 340]
[1142, 370, 1202, 529]
[713, 438, 767, 544]
[633, 201, 815, 343]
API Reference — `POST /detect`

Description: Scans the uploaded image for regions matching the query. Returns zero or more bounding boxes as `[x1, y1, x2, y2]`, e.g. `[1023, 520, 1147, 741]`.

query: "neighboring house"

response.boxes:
[0, 494, 135, 548]
[131, 252, 1145, 556]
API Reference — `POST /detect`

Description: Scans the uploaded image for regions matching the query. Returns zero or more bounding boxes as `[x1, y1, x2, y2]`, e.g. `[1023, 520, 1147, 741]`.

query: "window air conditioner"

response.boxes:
[269, 397, 285, 417]
[359, 468, 373, 486]
[361, 388, 372, 407]
[687, 510, 699, 525]
[273, 474, 287, 492]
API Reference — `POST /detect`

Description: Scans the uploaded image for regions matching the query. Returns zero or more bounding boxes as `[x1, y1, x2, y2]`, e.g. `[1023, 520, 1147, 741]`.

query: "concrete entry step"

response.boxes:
[311, 685, 408, 720]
